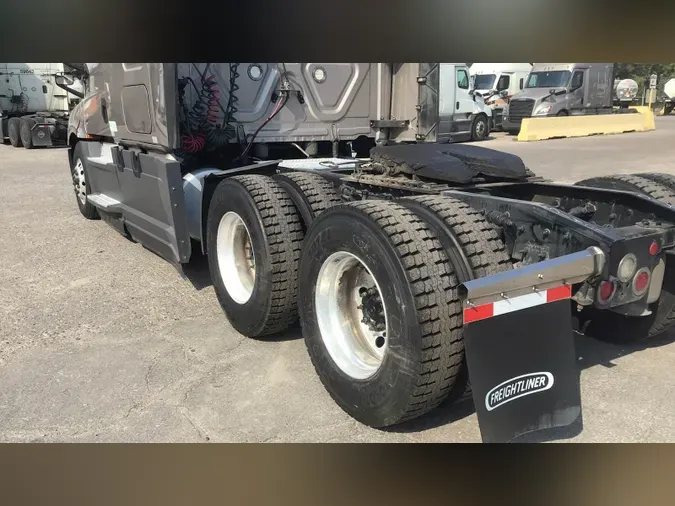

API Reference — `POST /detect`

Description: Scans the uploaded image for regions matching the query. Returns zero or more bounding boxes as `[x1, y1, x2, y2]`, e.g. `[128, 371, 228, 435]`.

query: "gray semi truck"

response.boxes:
[63, 63, 675, 442]
[502, 63, 636, 135]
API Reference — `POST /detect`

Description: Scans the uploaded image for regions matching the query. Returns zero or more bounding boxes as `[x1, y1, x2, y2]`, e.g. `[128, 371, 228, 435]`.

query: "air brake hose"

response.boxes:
[235, 91, 289, 163]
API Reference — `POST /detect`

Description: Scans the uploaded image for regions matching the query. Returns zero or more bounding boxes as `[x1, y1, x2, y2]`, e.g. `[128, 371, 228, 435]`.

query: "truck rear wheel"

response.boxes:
[206, 175, 304, 338]
[575, 174, 675, 341]
[8, 118, 22, 147]
[575, 174, 675, 206]
[298, 200, 460, 427]
[637, 173, 675, 193]
[20, 117, 36, 149]
[399, 195, 513, 400]
[273, 171, 342, 229]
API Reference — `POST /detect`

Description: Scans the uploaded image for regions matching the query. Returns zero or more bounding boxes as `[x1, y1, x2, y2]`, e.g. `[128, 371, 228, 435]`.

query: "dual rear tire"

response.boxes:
[206, 175, 304, 337]
[7, 117, 37, 148]
[19, 117, 36, 149]
[8, 118, 22, 147]
[206, 172, 512, 427]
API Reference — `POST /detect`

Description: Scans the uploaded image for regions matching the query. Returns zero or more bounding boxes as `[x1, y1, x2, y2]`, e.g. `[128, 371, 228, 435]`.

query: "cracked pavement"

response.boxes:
[2, 117, 675, 442]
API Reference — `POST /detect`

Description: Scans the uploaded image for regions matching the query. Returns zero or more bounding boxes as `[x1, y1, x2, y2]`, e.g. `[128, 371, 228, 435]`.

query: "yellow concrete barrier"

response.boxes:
[517, 111, 656, 142]
[629, 105, 667, 115]
[614, 106, 665, 115]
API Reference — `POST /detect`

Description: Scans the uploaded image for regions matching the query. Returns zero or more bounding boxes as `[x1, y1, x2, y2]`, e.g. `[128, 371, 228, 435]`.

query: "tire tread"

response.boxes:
[228, 175, 304, 335]
[576, 174, 675, 206]
[308, 199, 459, 424]
[400, 195, 512, 400]
[275, 172, 342, 218]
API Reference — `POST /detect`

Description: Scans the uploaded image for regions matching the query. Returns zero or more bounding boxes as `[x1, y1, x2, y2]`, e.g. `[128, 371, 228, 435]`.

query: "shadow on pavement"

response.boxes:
[180, 247, 213, 291]
[263, 321, 304, 343]
[386, 328, 675, 441]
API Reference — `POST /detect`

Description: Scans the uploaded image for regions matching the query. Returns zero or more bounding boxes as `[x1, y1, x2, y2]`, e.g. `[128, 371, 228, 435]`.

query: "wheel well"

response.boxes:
[197, 165, 284, 255]
[474, 113, 488, 127]
[199, 176, 220, 255]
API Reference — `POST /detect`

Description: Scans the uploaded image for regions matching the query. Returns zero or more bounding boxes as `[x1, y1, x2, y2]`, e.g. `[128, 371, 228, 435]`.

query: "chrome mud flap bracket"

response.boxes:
[459, 247, 606, 443]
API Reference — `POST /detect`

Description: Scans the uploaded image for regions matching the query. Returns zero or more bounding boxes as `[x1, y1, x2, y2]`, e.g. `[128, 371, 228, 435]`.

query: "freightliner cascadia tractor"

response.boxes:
[62, 63, 675, 442]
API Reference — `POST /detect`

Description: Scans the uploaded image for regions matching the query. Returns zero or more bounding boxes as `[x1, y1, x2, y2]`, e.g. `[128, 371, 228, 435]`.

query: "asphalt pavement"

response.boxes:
[2, 117, 675, 442]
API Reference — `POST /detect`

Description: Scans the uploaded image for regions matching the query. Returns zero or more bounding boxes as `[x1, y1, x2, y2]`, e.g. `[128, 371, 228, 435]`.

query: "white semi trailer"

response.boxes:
[663, 78, 675, 115]
[0, 63, 83, 148]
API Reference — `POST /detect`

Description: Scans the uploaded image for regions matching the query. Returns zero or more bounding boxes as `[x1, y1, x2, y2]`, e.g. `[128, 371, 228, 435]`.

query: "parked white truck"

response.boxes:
[663, 78, 675, 115]
[0, 63, 83, 148]
[470, 63, 532, 130]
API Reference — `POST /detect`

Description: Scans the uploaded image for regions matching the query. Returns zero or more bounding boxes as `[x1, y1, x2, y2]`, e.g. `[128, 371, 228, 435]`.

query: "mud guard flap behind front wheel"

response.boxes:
[463, 296, 582, 443]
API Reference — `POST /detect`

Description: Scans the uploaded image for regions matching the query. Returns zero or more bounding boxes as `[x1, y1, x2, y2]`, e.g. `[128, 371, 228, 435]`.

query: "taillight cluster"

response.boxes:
[596, 241, 659, 305]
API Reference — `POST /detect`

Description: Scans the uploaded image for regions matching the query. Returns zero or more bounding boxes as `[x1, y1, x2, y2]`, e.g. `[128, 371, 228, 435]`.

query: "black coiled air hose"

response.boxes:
[180, 63, 242, 153]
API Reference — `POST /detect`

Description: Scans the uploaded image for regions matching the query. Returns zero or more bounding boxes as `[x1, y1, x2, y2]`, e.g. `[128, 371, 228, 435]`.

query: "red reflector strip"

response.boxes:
[463, 303, 494, 324]
[546, 284, 572, 303]
[463, 285, 571, 325]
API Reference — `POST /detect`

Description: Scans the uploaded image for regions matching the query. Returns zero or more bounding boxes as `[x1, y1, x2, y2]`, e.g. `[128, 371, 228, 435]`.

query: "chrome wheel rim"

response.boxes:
[476, 120, 486, 138]
[315, 251, 388, 379]
[217, 212, 256, 304]
[72, 158, 87, 205]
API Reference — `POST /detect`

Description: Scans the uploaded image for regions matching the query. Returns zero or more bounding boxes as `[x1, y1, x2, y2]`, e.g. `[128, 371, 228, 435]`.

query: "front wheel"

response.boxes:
[470, 114, 489, 141]
[70, 142, 100, 220]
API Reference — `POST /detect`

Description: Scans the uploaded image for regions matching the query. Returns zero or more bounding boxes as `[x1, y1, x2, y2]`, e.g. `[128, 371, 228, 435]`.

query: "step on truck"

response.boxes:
[0, 63, 84, 148]
[65, 63, 675, 442]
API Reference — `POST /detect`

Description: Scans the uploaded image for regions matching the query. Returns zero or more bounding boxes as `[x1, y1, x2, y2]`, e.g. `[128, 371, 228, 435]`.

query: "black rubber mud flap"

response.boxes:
[462, 289, 581, 443]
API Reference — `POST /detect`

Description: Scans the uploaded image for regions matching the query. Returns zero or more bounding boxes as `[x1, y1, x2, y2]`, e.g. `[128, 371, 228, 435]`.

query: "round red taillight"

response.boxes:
[649, 241, 660, 256]
[598, 281, 615, 302]
[633, 269, 651, 295]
